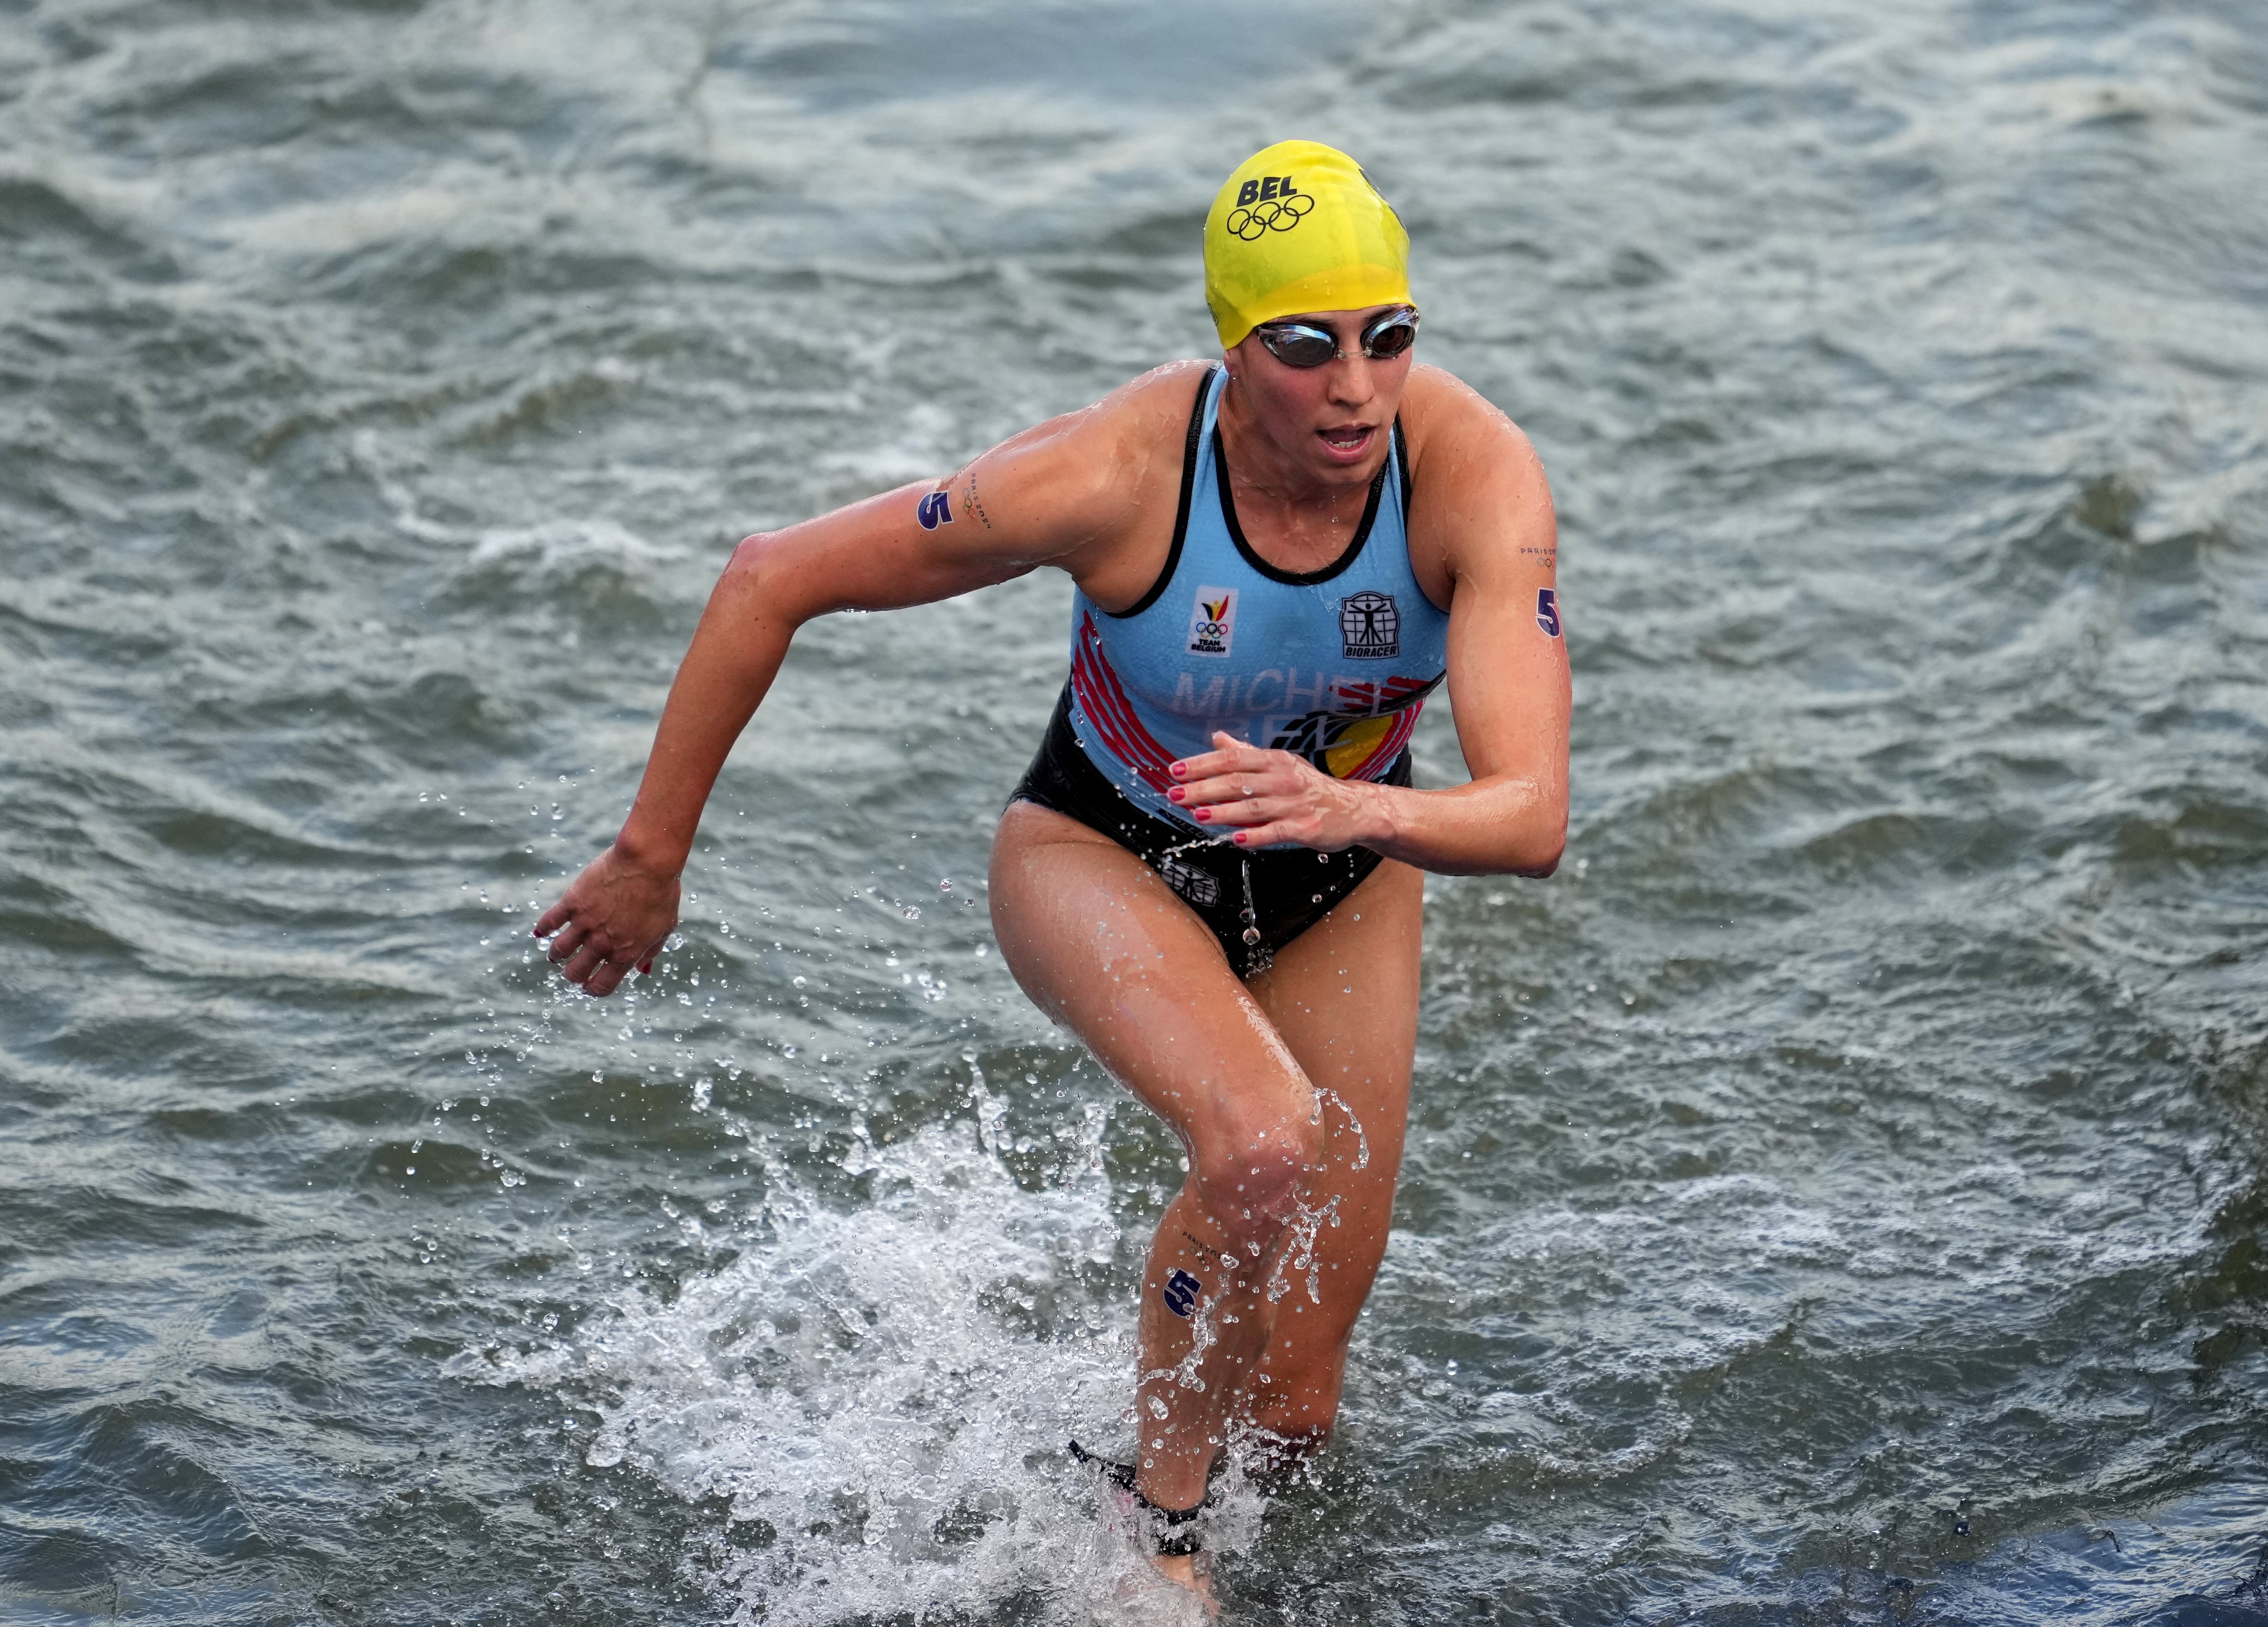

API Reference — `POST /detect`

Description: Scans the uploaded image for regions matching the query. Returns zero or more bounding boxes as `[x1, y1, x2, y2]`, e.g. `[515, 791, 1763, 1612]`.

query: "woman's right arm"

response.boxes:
[530, 481, 1044, 996]
[531, 364, 1204, 995]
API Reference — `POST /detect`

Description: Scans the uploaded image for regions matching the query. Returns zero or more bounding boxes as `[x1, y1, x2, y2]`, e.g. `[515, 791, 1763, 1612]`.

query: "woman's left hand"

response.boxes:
[1167, 731, 1387, 851]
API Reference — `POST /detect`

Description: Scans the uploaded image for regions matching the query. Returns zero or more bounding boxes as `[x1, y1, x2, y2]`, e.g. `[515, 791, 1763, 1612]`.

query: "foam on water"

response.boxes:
[469, 516, 687, 575]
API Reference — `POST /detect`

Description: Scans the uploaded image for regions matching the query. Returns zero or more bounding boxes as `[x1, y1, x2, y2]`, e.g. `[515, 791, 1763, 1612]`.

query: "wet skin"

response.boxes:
[989, 806, 1421, 1510]
[534, 309, 1570, 1592]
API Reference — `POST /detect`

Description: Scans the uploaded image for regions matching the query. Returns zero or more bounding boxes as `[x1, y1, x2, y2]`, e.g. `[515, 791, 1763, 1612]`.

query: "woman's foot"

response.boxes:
[1149, 1550, 1217, 1616]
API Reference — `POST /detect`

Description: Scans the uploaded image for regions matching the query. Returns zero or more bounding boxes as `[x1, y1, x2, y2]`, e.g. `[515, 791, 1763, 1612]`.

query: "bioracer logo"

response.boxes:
[1186, 586, 1238, 657]
[1340, 590, 1400, 658]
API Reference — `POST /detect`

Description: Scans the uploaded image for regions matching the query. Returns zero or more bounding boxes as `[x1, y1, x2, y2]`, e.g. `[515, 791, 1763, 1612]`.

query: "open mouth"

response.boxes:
[1318, 424, 1374, 456]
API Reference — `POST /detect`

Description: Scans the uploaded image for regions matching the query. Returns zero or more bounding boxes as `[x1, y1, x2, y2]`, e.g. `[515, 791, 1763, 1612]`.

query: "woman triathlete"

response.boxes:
[534, 140, 1569, 1597]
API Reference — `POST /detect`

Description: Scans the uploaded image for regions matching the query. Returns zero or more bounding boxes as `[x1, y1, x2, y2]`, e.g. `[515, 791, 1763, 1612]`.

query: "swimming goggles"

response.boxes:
[1252, 306, 1420, 369]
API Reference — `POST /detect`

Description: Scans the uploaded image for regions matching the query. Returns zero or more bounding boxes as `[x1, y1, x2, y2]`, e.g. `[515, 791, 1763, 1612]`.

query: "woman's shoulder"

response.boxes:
[1398, 364, 1546, 490]
[997, 360, 1213, 474]
[936, 362, 1217, 589]
[1400, 364, 1534, 447]
[1095, 358, 1217, 438]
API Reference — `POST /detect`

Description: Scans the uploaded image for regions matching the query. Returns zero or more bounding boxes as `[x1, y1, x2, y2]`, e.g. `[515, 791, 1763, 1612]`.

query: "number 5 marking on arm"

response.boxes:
[1535, 587, 1561, 638]
[917, 490, 953, 530]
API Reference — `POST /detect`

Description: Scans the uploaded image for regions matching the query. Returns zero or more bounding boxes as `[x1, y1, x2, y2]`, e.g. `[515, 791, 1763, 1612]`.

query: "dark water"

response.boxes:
[4, 0, 2267, 1621]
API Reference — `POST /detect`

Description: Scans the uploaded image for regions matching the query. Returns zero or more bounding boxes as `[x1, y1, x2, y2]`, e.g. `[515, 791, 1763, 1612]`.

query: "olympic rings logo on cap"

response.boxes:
[1225, 193, 1315, 241]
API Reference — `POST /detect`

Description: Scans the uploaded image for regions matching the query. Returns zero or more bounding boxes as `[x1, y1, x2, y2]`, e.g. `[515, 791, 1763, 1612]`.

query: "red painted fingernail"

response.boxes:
[1167, 787, 1185, 803]
[1193, 808, 1210, 822]
[1232, 832, 1248, 845]
[1170, 762, 1186, 778]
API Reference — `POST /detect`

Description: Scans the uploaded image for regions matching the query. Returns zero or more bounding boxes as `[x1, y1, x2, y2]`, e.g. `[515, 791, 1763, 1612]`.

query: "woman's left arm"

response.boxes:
[1171, 377, 1570, 877]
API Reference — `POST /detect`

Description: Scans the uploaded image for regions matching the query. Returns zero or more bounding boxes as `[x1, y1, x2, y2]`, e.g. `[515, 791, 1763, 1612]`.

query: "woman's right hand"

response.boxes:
[532, 844, 682, 997]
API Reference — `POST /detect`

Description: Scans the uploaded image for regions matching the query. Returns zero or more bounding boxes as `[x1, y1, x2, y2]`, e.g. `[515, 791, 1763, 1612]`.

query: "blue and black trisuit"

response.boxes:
[1011, 365, 1451, 977]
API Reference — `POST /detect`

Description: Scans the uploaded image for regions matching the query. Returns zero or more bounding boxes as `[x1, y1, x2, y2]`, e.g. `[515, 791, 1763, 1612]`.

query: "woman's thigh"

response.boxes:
[989, 799, 1422, 1309]
[988, 800, 1315, 1175]
[1245, 858, 1423, 1403]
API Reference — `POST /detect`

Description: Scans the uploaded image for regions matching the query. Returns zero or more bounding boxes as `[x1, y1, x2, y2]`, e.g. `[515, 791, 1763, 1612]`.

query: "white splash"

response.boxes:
[459, 1116, 1215, 1625]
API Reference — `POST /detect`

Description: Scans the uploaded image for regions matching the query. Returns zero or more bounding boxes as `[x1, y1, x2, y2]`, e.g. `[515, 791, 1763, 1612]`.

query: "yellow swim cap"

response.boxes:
[1203, 141, 1412, 349]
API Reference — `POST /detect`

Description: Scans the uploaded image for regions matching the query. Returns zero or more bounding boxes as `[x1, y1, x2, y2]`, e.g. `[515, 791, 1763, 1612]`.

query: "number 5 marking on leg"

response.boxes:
[1162, 1268, 1203, 1318]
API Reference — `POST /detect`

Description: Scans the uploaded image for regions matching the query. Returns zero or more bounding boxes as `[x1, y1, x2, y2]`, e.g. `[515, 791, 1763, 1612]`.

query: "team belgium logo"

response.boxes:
[1340, 590, 1399, 659]
[1186, 585, 1238, 657]
[1226, 174, 1313, 240]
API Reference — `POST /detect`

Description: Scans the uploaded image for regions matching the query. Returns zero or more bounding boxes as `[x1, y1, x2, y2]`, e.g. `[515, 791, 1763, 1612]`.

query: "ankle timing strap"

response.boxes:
[1069, 1440, 1207, 1557]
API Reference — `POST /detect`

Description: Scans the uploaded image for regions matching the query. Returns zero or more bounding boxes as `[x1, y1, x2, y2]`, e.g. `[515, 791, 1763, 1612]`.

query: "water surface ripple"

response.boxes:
[2, 0, 2265, 1622]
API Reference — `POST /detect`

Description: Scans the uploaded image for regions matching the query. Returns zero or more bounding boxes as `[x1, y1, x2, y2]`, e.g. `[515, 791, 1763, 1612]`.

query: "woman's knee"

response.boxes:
[1193, 1111, 1325, 1251]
